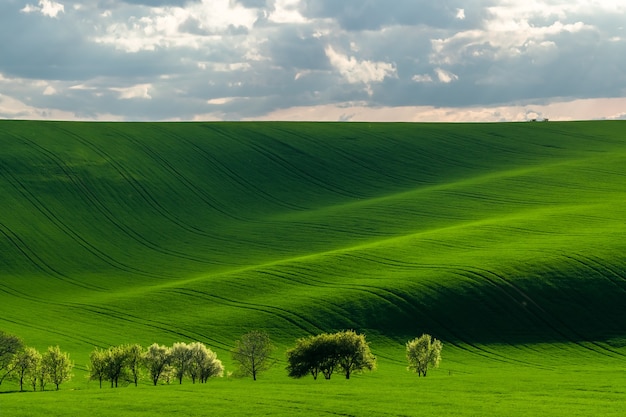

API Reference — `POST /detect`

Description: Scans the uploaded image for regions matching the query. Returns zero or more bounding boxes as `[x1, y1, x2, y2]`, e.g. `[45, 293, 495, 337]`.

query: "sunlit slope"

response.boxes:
[1, 120, 626, 355]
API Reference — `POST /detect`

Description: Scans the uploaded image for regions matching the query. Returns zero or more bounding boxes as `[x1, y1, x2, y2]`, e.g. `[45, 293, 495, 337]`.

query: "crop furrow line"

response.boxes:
[66, 302, 231, 350]
[268, 125, 420, 185]
[15, 135, 225, 268]
[0, 162, 161, 281]
[260, 265, 515, 364]
[54, 126, 218, 240]
[0, 316, 108, 348]
[114, 129, 243, 221]
[406, 279, 555, 367]
[173, 287, 322, 335]
[0, 221, 104, 291]
[464, 265, 626, 359]
[199, 125, 308, 211]
[241, 133, 362, 199]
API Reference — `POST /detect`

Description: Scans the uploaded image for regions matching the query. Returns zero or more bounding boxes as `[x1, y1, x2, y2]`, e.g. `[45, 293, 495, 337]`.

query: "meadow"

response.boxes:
[1, 120, 626, 415]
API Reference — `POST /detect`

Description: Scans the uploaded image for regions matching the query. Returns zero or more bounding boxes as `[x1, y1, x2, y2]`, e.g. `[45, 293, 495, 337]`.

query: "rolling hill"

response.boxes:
[1, 120, 626, 368]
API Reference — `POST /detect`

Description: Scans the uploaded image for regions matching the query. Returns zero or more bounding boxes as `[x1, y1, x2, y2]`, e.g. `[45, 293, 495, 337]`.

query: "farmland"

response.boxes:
[1, 120, 626, 415]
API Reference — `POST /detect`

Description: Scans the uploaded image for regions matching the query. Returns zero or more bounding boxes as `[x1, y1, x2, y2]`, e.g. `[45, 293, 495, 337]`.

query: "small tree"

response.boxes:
[334, 330, 376, 380]
[124, 344, 144, 387]
[286, 333, 339, 380]
[171, 342, 193, 384]
[231, 331, 274, 381]
[187, 342, 223, 383]
[11, 347, 41, 391]
[41, 346, 73, 390]
[0, 330, 24, 385]
[27, 352, 41, 392]
[144, 343, 171, 385]
[286, 336, 318, 379]
[406, 334, 442, 377]
[88, 348, 107, 388]
[39, 358, 49, 391]
[104, 345, 129, 388]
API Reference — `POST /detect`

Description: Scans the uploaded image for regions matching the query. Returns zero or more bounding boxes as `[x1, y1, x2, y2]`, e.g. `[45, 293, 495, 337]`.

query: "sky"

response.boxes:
[1, 0, 625, 122]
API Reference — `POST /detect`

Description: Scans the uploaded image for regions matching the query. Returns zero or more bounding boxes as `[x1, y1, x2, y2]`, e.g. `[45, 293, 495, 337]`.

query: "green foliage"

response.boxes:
[406, 334, 442, 377]
[171, 342, 194, 385]
[334, 330, 376, 379]
[286, 331, 376, 380]
[41, 346, 73, 390]
[144, 344, 171, 386]
[231, 331, 274, 381]
[11, 346, 41, 391]
[88, 348, 107, 388]
[187, 342, 223, 383]
[124, 344, 144, 387]
[0, 330, 24, 385]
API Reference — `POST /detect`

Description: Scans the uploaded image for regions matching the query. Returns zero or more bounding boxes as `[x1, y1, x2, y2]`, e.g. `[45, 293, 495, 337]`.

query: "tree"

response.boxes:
[0, 330, 24, 385]
[88, 348, 108, 388]
[41, 346, 73, 390]
[103, 345, 129, 388]
[286, 336, 317, 379]
[144, 343, 171, 385]
[27, 352, 41, 392]
[187, 342, 223, 383]
[231, 331, 274, 381]
[124, 344, 144, 387]
[406, 334, 442, 377]
[39, 358, 49, 391]
[334, 330, 376, 379]
[11, 347, 41, 391]
[286, 331, 375, 380]
[171, 342, 193, 384]
[286, 333, 338, 380]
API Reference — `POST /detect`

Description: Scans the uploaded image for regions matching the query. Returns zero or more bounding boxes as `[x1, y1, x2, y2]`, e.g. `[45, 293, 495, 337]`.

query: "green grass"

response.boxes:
[3, 352, 626, 417]
[1, 120, 626, 415]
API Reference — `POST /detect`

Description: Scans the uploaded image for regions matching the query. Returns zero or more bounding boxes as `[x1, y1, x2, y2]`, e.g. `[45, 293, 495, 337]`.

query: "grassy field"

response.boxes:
[1, 120, 626, 415]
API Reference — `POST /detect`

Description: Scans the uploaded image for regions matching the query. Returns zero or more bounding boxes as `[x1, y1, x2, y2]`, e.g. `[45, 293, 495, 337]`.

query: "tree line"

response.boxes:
[1, 329, 443, 392]
[0, 331, 73, 392]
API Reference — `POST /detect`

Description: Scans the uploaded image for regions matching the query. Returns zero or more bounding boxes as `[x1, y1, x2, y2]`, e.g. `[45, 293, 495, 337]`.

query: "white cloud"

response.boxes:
[0, 93, 65, 119]
[431, 3, 596, 66]
[110, 84, 153, 100]
[456, 8, 465, 20]
[21, 0, 65, 18]
[43, 86, 57, 95]
[325, 46, 396, 85]
[412, 74, 433, 83]
[434, 68, 458, 83]
[269, 0, 308, 23]
[207, 97, 237, 105]
[93, 0, 258, 53]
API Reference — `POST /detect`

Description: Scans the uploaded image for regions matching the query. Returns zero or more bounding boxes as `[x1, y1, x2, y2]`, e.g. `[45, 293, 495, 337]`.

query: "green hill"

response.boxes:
[1, 120, 626, 365]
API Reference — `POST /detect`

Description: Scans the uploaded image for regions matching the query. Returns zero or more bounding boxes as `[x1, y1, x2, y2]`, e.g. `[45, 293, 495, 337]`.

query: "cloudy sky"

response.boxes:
[1, 0, 625, 121]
